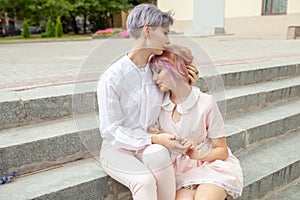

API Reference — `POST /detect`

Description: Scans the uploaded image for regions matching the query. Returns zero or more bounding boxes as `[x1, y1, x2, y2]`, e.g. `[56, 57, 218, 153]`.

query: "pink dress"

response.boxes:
[158, 86, 243, 198]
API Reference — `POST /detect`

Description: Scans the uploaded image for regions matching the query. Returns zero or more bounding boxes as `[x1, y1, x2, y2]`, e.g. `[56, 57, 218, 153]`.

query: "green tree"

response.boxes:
[101, 0, 132, 27]
[55, 17, 63, 37]
[128, 0, 156, 5]
[0, 0, 155, 35]
[21, 20, 30, 38]
[74, 0, 101, 34]
[45, 18, 55, 37]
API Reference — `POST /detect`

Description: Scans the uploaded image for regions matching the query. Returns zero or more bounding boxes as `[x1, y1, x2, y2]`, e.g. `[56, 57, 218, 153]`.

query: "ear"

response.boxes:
[143, 24, 150, 36]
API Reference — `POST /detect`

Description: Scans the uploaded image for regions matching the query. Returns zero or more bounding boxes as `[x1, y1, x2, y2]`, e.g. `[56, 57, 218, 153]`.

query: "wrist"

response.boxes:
[151, 135, 158, 144]
[197, 150, 204, 160]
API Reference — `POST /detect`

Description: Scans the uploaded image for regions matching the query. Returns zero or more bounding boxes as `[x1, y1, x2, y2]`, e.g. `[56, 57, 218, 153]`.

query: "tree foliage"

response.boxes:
[0, 0, 157, 33]
[45, 19, 56, 37]
[21, 20, 30, 38]
[55, 17, 63, 37]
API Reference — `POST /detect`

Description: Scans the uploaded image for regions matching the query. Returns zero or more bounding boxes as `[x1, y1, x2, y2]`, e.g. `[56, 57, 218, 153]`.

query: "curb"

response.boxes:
[0, 37, 94, 44]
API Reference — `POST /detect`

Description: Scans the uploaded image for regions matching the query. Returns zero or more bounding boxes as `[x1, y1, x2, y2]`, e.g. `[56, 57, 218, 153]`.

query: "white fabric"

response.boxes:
[100, 141, 176, 200]
[97, 55, 163, 151]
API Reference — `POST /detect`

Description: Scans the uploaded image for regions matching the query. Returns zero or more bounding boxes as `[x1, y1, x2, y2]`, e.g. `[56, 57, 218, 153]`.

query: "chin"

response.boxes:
[153, 49, 164, 55]
[157, 50, 164, 55]
[159, 86, 169, 93]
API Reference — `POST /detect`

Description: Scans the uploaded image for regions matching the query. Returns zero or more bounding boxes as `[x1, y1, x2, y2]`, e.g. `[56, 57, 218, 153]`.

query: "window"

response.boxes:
[262, 0, 287, 15]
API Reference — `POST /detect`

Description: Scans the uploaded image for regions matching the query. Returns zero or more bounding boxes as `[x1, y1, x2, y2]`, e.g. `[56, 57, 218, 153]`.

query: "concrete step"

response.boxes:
[223, 76, 300, 118]
[1, 130, 299, 200]
[197, 60, 300, 93]
[225, 98, 300, 153]
[261, 176, 300, 200]
[1, 97, 299, 181]
[0, 113, 100, 175]
[234, 129, 300, 200]
[1, 62, 299, 129]
[0, 81, 97, 129]
[215, 61, 300, 89]
[0, 158, 125, 200]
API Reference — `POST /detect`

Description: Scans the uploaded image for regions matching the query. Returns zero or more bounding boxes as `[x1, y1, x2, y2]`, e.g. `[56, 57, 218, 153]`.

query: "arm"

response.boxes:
[186, 137, 229, 162]
[186, 95, 229, 162]
[98, 77, 176, 151]
[98, 77, 151, 151]
[148, 126, 193, 153]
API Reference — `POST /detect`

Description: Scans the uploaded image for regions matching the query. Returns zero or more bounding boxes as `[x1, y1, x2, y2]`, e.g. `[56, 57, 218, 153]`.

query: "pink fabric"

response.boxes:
[158, 87, 243, 198]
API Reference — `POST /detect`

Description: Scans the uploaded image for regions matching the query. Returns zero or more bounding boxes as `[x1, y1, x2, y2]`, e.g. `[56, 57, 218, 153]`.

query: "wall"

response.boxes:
[157, 0, 300, 37]
[157, 0, 193, 33]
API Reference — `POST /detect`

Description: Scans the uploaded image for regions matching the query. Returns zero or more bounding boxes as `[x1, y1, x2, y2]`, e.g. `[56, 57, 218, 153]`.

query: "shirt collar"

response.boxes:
[162, 86, 200, 114]
[125, 54, 149, 69]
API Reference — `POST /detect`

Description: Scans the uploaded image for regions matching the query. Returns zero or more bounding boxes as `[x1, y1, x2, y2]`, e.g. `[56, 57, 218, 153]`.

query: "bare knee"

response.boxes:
[194, 184, 227, 200]
[176, 188, 195, 200]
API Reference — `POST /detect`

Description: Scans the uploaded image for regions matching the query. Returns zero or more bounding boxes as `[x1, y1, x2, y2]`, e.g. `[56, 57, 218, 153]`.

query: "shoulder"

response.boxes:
[196, 88, 217, 110]
[99, 56, 131, 82]
[196, 88, 213, 102]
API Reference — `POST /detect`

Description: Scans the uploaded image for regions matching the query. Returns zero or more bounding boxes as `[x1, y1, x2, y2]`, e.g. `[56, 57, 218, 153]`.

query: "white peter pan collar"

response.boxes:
[161, 86, 200, 114]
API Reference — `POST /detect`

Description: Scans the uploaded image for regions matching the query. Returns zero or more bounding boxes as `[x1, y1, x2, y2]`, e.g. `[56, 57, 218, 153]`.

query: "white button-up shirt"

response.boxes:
[97, 55, 163, 151]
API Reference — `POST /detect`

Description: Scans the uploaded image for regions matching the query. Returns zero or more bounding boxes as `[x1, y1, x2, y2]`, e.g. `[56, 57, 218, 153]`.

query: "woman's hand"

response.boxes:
[147, 125, 163, 134]
[186, 137, 229, 162]
[187, 65, 199, 85]
[178, 137, 194, 150]
[152, 134, 191, 154]
[186, 148, 201, 160]
[151, 133, 175, 146]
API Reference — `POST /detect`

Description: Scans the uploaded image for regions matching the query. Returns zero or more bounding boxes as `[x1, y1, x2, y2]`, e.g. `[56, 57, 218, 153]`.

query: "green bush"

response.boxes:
[22, 21, 30, 38]
[45, 19, 55, 37]
[41, 33, 49, 38]
[55, 17, 63, 38]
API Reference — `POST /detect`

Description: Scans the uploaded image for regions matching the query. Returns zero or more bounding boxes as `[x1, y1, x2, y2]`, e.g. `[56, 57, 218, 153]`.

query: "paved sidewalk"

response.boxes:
[1, 35, 300, 91]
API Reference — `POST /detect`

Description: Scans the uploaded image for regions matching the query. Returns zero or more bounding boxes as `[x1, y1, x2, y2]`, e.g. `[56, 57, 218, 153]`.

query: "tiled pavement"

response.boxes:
[1, 35, 300, 92]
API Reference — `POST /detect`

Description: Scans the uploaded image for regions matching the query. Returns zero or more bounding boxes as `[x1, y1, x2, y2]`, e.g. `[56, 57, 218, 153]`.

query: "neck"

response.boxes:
[170, 82, 192, 105]
[127, 50, 151, 68]
[128, 40, 153, 68]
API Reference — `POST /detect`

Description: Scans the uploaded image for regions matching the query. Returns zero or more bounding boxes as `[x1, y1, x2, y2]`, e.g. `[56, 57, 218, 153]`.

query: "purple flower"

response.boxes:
[12, 172, 19, 177]
[0, 170, 19, 185]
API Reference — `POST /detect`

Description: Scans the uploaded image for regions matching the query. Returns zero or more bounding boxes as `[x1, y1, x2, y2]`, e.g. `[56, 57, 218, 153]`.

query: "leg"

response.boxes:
[194, 183, 227, 200]
[176, 188, 196, 200]
[142, 144, 176, 200]
[100, 141, 157, 200]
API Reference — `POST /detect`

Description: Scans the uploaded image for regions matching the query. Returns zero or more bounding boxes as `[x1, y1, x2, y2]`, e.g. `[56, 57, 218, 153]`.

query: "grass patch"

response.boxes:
[0, 34, 91, 42]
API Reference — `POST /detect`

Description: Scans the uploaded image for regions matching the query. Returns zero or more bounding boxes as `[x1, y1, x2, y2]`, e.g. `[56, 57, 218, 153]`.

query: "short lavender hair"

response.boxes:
[126, 4, 174, 38]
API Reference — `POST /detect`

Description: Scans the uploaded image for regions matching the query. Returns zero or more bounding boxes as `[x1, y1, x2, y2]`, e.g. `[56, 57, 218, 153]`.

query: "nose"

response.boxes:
[152, 73, 157, 82]
[166, 37, 170, 45]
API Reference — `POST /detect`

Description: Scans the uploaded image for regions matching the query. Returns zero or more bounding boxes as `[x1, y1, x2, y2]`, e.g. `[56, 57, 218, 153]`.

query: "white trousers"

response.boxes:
[100, 140, 176, 200]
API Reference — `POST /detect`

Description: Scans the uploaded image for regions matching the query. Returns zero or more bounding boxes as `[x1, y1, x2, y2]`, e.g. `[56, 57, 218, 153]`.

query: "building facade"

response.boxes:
[157, 0, 300, 38]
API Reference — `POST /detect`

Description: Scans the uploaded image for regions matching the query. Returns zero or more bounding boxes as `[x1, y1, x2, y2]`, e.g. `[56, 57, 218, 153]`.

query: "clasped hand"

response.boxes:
[148, 126, 194, 154]
[168, 137, 194, 154]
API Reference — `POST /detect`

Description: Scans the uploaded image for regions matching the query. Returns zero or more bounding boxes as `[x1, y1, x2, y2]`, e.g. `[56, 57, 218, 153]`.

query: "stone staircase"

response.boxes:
[0, 60, 299, 200]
